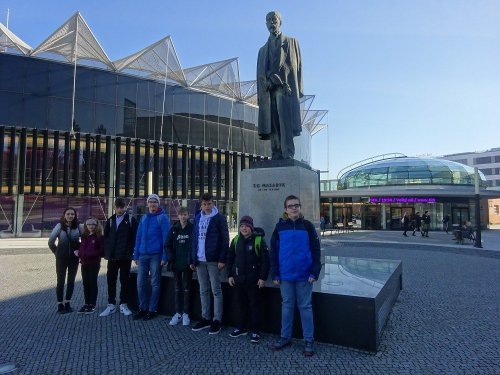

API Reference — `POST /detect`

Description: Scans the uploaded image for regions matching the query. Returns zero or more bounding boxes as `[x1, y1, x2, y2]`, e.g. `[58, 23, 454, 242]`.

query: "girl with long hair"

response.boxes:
[48, 207, 83, 314]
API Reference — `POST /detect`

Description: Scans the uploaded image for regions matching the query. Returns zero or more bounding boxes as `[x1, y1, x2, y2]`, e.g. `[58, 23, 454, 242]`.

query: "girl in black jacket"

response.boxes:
[48, 207, 83, 314]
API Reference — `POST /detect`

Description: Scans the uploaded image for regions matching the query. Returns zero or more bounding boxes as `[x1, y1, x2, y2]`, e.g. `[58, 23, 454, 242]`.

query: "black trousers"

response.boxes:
[81, 264, 100, 306]
[173, 269, 192, 314]
[106, 259, 132, 305]
[235, 282, 262, 333]
[55, 256, 79, 302]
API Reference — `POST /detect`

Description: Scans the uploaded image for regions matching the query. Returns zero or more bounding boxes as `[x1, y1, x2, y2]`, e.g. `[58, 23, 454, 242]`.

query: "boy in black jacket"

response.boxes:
[227, 216, 270, 343]
[99, 198, 138, 317]
[162, 207, 194, 326]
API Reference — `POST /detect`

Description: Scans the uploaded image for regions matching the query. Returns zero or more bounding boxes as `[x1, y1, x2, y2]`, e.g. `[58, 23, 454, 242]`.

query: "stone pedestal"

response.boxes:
[238, 160, 320, 239]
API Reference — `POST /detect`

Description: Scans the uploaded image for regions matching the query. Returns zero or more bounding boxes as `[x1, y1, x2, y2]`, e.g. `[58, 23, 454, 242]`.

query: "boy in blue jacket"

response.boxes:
[133, 194, 170, 321]
[270, 195, 322, 357]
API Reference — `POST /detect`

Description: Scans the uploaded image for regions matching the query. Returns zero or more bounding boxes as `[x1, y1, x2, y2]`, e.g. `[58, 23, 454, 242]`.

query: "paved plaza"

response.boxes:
[0, 230, 499, 374]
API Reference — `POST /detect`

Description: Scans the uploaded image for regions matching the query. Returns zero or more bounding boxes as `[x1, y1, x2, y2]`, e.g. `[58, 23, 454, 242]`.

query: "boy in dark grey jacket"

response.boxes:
[99, 198, 137, 317]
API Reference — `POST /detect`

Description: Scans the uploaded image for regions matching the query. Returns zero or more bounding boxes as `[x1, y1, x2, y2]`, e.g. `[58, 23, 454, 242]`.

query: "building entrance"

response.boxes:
[452, 207, 469, 226]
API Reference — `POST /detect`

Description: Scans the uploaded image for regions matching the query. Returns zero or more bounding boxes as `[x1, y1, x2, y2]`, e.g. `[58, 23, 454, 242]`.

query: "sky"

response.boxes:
[2, 0, 499, 179]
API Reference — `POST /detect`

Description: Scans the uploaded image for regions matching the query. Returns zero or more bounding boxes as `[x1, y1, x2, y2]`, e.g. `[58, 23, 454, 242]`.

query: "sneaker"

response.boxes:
[182, 313, 190, 326]
[119, 304, 132, 316]
[229, 329, 248, 338]
[169, 313, 182, 326]
[133, 310, 148, 320]
[192, 319, 212, 331]
[143, 311, 157, 321]
[272, 338, 292, 351]
[304, 341, 315, 357]
[77, 305, 88, 314]
[85, 305, 96, 314]
[64, 302, 73, 313]
[209, 320, 221, 335]
[57, 303, 65, 314]
[99, 304, 117, 317]
[250, 333, 260, 343]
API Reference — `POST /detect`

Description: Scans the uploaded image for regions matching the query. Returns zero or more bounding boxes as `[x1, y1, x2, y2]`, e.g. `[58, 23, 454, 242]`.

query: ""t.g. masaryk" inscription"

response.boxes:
[253, 182, 286, 192]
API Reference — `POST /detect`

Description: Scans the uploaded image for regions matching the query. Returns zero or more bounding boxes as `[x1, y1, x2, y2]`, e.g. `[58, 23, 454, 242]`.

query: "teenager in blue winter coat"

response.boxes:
[270, 195, 322, 357]
[133, 194, 170, 321]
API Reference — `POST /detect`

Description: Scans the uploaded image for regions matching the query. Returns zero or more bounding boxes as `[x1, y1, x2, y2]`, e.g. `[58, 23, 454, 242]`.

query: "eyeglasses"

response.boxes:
[286, 204, 301, 209]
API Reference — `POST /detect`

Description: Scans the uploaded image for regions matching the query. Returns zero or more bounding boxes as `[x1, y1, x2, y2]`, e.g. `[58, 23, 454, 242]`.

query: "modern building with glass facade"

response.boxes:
[320, 155, 499, 231]
[0, 12, 327, 237]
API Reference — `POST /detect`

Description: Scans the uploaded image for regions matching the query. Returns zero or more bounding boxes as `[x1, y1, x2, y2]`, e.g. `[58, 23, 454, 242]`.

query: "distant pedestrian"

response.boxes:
[100, 198, 138, 317]
[422, 211, 431, 237]
[133, 194, 171, 321]
[48, 207, 83, 314]
[270, 195, 322, 357]
[190, 193, 229, 335]
[163, 207, 194, 326]
[442, 214, 450, 233]
[227, 215, 270, 343]
[75, 217, 104, 314]
[401, 212, 410, 237]
[412, 212, 422, 236]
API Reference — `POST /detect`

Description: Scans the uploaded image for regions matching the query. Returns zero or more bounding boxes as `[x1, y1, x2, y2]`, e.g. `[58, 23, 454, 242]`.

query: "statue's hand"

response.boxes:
[270, 74, 283, 86]
[284, 83, 292, 96]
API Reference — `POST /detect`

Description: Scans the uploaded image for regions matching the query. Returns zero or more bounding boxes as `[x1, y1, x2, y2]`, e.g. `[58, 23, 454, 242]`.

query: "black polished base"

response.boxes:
[129, 256, 402, 352]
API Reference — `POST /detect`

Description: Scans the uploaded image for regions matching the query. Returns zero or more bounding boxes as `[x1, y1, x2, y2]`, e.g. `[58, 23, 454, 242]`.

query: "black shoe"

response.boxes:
[229, 329, 248, 338]
[85, 305, 96, 314]
[133, 310, 148, 320]
[192, 319, 212, 331]
[209, 320, 221, 335]
[412, 233, 416, 236]
[250, 333, 260, 343]
[57, 303, 65, 314]
[64, 302, 73, 313]
[272, 338, 292, 351]
[77, 305, 88, 314]
[143, 311, 157, 321]
[304, 341, 315, 357]
[403, 233, 408, 237]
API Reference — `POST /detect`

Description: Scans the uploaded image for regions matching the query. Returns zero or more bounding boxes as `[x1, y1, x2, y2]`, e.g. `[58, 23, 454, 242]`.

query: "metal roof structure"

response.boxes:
[30, 12, 114, 70]
[1, 11, 328, 135]
[0, 22, 31, 55]
[114, 36, 187, 86]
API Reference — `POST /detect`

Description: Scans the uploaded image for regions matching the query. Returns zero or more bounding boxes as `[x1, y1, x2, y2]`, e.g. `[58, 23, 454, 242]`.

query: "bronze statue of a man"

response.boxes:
[257, 11, 303, 160]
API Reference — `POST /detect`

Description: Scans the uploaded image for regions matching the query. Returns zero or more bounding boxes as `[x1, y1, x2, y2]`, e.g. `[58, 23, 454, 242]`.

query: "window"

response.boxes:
[474, 156, 491, 164]
[494, 205, 499, 215]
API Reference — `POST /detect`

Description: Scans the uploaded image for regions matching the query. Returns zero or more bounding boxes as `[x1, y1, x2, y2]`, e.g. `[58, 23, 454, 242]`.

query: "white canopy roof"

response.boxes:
[114, 36, 186, 86]
[30, 12, 114, 69]
[0, 22, 31, 55]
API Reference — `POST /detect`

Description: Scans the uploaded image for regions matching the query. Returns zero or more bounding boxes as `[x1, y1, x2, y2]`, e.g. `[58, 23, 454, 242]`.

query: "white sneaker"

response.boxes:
[169, 313, 182, 325]
[99, 304, 116, 317]
[119, 304, 132, 316]
[182, 313, 190, 326]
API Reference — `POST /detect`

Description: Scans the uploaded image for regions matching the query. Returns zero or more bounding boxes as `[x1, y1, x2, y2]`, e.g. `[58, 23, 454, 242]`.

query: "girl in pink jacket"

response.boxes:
[75, 217, 104, 314]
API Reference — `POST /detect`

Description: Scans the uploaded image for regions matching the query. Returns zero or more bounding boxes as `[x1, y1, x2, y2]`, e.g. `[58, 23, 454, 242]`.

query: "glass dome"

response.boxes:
[338, 157, 487, 190]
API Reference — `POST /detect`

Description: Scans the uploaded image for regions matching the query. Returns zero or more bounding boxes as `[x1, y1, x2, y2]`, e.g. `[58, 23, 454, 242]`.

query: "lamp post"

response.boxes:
[474, 167, 482, 248]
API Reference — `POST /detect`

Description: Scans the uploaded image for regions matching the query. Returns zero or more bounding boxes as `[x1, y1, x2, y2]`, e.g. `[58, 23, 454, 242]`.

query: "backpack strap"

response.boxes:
[231, 234, 262, 257]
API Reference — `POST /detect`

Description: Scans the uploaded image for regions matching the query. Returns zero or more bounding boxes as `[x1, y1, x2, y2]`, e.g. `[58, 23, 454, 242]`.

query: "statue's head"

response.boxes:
[266, 11, 282, 36]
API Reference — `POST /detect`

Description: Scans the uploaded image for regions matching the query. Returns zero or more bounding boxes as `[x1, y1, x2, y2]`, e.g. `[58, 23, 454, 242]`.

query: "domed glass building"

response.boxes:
[337, 157, 487, 190]
[321, 155, 497, 231]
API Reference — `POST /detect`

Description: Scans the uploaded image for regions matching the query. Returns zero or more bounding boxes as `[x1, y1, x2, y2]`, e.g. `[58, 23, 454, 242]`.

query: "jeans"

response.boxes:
[173, 270, 193, 314]
[280, 280, 314, 342]
[106, 259, 132, 305]
[81, 264, 100, 306]
[55, 256, 79, 302]
[196, 262, 223, 321]
[137, 254, 161, 312]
